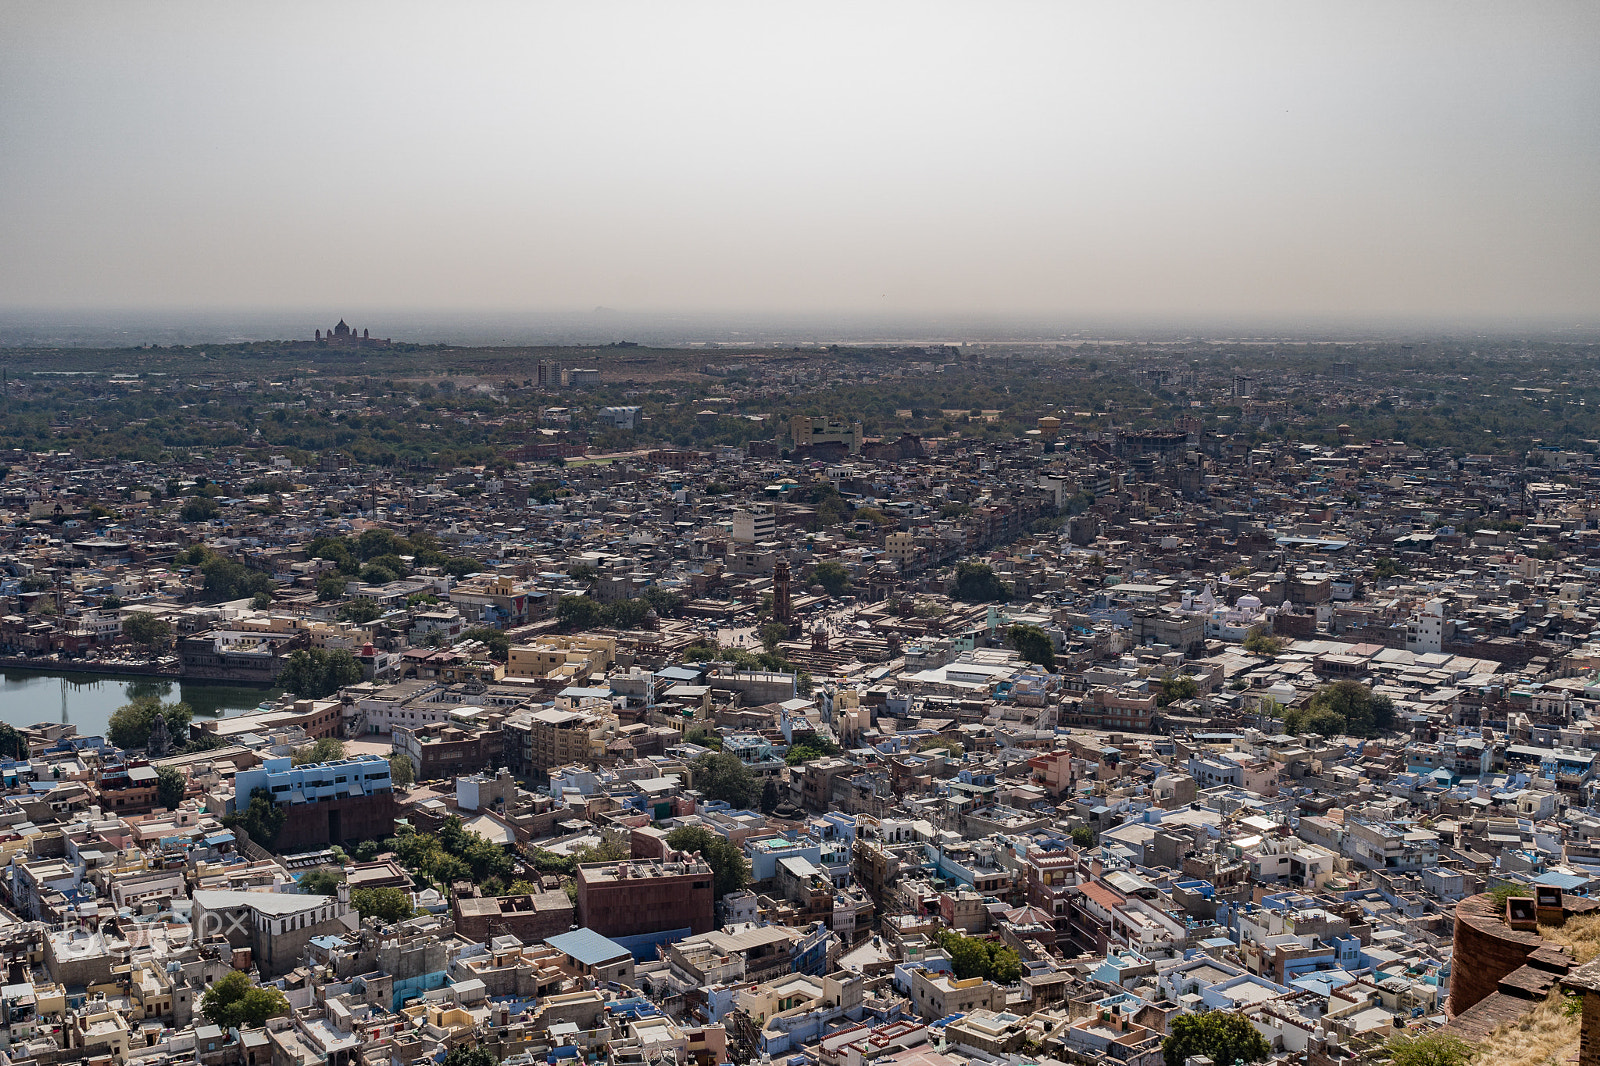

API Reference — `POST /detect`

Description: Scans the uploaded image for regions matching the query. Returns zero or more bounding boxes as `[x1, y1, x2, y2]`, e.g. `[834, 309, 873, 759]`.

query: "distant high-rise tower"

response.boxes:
[536, 361, 548, 387]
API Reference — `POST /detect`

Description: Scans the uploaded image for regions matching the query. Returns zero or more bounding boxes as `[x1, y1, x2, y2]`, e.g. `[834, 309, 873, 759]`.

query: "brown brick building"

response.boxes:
[453, 889, 574, 943]
[393, 721, 504, 781]
[276, 792, 398, 852]
[575, 852, 716, 939]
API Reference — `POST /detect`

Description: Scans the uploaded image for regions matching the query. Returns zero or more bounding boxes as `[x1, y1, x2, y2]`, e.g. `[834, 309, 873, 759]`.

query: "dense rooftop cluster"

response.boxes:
[3, 338, 1600, 1066]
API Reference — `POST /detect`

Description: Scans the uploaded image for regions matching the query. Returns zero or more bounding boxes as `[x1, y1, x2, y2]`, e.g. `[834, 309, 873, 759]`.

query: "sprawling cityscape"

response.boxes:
[0, 331, 1598, 1066]
[6, 3, 1600, 1066]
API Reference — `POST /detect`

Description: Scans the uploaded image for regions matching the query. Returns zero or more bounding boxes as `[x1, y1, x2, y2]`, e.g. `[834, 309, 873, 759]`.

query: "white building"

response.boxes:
[1406, 599, 1445, 654]
[598, 406, 642, 429]
[731, 505, 776, 544]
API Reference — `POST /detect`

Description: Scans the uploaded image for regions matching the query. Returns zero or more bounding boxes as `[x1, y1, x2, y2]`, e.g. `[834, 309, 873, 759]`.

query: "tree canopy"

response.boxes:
[1161, 1010, 1271, 1066]
[122, 612, 173, 652]
[441, 1046, 500, 1066]
[665, 824, 749, 898]
[692, 751, 761, 809]
[932, 928, 1023, 982]
[155, 766, 187, 810]
[388, 752, 415, 787]
[462, 626, 510, 661]
[809, 560, 851, 597]
[785, 735, 841, 766]
[351, 886, 416, 923]
[222, 787, 286, 850]
[1004, 623, 1055, 669]
[277, 648, 363, 699]
[201, 970, 290, 1030]
[1284, 680, 1395, 738]
[950, 562, 1010, 603]
[108, 695, 192, 750]
[291, 737, 347, 766]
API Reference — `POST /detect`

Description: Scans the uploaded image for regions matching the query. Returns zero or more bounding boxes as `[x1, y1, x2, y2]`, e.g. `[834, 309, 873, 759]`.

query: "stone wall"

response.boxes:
[1449, 893, 1548, 1016]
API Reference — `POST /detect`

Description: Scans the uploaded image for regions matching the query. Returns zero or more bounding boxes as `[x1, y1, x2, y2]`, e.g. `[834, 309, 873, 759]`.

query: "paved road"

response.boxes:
[714, 600, 867, 650]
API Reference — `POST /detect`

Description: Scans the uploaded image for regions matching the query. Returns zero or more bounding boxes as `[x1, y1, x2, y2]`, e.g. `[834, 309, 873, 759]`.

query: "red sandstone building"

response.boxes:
[1447, 888, 1595, 1039]
[575, 851, 716, 939]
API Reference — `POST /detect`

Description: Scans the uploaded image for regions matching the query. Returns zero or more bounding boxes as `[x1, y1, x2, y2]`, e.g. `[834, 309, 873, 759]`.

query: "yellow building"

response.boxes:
[507, 635, 616, 683]
[790, 415, 862, 455]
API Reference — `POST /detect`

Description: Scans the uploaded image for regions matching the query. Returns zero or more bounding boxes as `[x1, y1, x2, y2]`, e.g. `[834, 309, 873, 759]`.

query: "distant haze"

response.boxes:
[3, 2, 1598, 329]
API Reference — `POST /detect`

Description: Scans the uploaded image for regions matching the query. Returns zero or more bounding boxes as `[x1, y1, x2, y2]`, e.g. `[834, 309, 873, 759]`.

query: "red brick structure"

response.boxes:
[453, 890, 574, 943]
[1449, 892, 1552, 1016]
[276, 792, 397, 852]
[575, 852, 715, 939]
[1447, 890, 1600, 1038]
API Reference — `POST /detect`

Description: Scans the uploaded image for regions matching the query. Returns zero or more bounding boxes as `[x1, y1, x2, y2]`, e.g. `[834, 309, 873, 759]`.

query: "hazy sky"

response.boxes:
[3, 2, 1598, 324]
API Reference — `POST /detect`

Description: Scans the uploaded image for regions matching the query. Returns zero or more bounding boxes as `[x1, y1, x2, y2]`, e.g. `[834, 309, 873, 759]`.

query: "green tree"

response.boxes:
[299, 868, 342, 896]
[1157, 674, 1198, 707]
[932, 928, 1023, 982]
[809, 560, 851, 597]
[0, 723, 22, 760]
[1487, 883, 1533, 907]
[1385, 1033, 1474, 1066]
[251, 590, 274, 610]
[642, 587, 685, 617]
[691, 751, 761, 809]
[1284, 680, 1395, 738]
[759, 620, 790, 654]
[155, 766, 187, 810]
[122, 612, 173, 653]
[1315, 680, 1395, 737]
[601, 598, 652, 629]
[108, 696, 193, 750]
[1004, 624, 1055, 669]
[201, 970, 291, 1029]
[1161, 1010, 1271, 1066]
[1242, 631, 1286, 658]
[665, 825, 750, 899]
[291, 737, 347, 766]
[941, 932, 992, 980]
[440, 1046, 500, 1066]
[388, 752, 415, 788]
[1372, 556, 1411, 579]
[988, 945, 1023, 983]
[276, 648, 363, 699]
[438, 816, 515, 881]
[187, 551, 274, 603]
[462, 626, 510, 661]
[557, 595, 604, 631]
[444, 556, 481, 577]
[222, 788, 286, 850]
[682, 725, 722, 750]
[339, 598, 382, 624]
[569, 837, 631, 864]
[1283, 704, 1348, 737]
[181, 496, 221, 522]
[350, 886, 416, 922]
[359, 562, 398, 585]
[316, 573, 349, 601]
[950, 561, 1009, 603]
[785, 735, 841, 766]
[1071, 826, 1095, 847]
